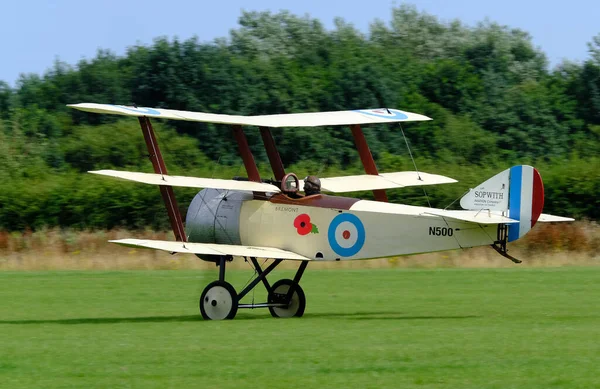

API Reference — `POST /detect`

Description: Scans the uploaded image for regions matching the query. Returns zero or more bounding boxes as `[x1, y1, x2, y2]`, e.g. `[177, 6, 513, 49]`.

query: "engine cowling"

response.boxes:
[185, 189, 253, 245]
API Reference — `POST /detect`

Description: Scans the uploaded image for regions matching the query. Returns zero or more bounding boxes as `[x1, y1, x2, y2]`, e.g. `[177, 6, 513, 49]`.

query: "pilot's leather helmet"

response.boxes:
[304, 175, 321, 195]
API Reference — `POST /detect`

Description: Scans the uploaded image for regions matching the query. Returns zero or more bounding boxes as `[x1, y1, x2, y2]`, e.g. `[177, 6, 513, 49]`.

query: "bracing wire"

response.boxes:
[399, 123, 432, 207]
[422, 187, 432, 208]
[444, 189, 471, 211]
[317, 156, 329, 176]
[399, 123, 422, 181]
[240, 257, 270, 308]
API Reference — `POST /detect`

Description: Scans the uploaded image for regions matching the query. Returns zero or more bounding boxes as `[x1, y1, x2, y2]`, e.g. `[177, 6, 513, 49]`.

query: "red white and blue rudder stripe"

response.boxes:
[508, 165, 544, 242]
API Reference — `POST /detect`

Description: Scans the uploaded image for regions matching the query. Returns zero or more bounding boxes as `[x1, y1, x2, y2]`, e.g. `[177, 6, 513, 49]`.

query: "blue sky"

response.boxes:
[2, 0, 598, 87]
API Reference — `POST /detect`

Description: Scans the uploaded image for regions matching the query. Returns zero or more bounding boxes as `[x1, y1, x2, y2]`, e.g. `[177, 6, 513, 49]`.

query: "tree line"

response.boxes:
[0, 6, 598, 230]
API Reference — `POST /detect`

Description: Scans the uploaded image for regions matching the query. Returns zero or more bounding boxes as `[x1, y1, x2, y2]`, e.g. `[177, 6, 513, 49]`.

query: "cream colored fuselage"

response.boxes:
[238, 200, 497, 261]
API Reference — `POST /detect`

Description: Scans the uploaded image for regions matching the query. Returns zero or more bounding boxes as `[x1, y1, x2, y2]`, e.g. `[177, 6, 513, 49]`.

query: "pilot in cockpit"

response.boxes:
[303, 175, 321, 196]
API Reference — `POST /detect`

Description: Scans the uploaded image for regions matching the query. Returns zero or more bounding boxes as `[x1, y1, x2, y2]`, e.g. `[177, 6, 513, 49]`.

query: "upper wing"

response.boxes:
[111, 238, 310, 261]
[68, 103, 432, 127]
[90, 170, 281, 192]
[310, 171, 457, 193]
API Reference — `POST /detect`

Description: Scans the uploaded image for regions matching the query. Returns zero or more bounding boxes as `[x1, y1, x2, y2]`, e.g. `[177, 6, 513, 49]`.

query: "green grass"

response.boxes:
[1, 267, 599, 388]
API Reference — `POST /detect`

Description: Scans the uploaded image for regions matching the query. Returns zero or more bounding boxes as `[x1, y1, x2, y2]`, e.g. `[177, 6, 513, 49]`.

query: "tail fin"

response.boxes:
[460, 165, 544, 242]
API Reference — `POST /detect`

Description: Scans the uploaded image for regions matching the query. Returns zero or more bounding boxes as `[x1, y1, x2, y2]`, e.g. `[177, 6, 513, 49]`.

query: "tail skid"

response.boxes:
[491, 224, 522, 264]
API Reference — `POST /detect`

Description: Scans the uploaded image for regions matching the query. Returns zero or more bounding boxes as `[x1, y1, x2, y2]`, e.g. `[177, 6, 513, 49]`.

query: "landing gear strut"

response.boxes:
[268, 279, 306, 318]
[199, 256, 308, 320]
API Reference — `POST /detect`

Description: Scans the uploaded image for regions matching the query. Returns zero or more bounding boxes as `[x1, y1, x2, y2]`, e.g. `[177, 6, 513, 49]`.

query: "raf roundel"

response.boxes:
[328, 213, 366, 257]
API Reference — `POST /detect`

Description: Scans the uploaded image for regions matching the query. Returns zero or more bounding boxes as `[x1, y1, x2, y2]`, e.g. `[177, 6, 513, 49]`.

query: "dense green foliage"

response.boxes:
[0, 6, 599, 230]
[1, 268, 599, 388]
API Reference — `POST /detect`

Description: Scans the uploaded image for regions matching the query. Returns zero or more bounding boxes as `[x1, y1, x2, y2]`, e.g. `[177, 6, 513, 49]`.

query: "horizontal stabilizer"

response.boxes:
[111, 239, 311, 261]
[68, 103, 432, 127]
[89, 170, 280, 192]
[537, 213, 575, 222]
[424, 210, 519, 224]
[306, 171, 456, 193]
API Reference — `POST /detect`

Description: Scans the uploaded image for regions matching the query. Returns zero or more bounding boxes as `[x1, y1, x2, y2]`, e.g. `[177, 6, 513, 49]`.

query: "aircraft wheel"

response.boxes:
[199, 281, 238, 320]
[268, 279, 306, 318]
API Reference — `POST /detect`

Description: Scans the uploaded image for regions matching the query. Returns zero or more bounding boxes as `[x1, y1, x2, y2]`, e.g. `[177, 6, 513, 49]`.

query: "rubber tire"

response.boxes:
[199, 280, 238, 320]
[268, 279, 306, 318]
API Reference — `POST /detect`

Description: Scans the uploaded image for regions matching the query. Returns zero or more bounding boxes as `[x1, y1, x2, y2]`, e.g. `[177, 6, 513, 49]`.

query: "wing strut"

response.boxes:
[232, 125, 261, 182]
[350, 124, 388, 202]
[138, 117, 187, 242]
[259, 127, 286, 181]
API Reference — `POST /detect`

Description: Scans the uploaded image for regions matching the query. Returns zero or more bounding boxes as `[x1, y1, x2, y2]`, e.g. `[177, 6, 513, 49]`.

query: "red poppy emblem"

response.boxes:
[294, 214, 319, 235]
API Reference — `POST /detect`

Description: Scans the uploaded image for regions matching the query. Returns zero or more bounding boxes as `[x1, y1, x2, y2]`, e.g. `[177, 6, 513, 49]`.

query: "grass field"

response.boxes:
[1, 267, 599, 388]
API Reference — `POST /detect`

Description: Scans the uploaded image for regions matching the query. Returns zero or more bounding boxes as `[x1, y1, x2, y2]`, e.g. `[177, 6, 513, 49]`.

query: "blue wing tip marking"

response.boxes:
[113, 105, 162, 116]
[354, 108, 408, 120]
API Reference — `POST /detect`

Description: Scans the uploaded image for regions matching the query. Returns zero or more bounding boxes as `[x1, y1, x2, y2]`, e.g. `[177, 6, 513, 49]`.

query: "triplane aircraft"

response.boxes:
[68, 103, 574, 320]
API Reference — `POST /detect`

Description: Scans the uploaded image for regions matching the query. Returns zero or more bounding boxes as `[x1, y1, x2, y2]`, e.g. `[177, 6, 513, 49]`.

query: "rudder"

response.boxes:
[507, 165, 544, 242]
[460, 165, 544, 242]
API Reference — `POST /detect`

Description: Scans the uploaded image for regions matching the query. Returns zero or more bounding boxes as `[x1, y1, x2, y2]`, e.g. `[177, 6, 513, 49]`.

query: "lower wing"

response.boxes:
[111, 239, 310, 261]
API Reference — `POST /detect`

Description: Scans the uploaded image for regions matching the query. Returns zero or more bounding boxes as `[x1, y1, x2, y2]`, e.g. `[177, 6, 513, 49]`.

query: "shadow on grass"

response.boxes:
[0, 311, 479, 324]
[0, 315, 203, 325]
[303, 312, 480, 321]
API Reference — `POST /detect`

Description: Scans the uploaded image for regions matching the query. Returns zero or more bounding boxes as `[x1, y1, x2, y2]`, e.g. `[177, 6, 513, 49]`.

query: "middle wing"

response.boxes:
[89, 170, 281, 192]
[89, 170, 457, 193]
[91, 169, 455, 194]
[313, 171, 457, 193]
[112, 238, 310, 261]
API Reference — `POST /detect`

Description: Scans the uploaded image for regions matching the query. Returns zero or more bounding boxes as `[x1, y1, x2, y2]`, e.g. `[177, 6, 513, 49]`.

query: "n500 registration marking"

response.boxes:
[428, 227, 454, 237]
